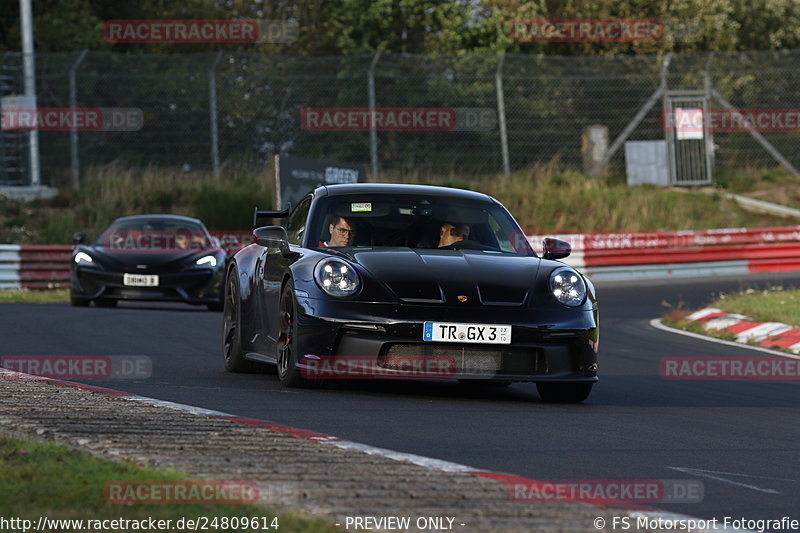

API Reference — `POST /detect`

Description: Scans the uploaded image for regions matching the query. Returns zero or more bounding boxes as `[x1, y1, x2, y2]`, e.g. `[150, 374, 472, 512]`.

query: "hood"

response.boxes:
[88, 246, 218, 273]
[348, 248, 540, 306]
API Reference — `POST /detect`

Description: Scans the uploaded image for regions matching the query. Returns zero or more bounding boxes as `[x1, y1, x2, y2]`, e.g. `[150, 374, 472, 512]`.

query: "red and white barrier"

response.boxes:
[528, 225, 800, 281]
[0, 244, 72, 290]
[3, 225, 800, 289]
[0, 232, 254, 290]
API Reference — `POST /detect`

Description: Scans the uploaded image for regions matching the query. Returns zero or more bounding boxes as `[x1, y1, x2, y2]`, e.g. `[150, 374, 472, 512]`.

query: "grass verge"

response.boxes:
[1, 162, 796, 244]
[0, 435, 337, 533]
[0, 289, 70, 303]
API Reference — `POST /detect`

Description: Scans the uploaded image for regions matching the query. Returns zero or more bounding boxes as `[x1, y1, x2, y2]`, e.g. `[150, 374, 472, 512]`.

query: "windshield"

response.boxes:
[311, 194, 535, 255]
[95, 218, 213, 251]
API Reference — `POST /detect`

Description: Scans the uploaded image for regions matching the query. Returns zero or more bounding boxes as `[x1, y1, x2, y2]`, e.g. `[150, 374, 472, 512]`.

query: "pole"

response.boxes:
[209, 51, 223, 174]
[19, 0, 40, 187]
[367, 50, 382, 180]
[496, 52, 510, 178]
[69, 50, 88, 191]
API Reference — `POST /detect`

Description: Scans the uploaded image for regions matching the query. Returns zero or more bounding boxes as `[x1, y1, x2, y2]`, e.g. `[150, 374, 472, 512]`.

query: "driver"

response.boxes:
[322, 216, 357, 247]
[437, 222, 470, 248]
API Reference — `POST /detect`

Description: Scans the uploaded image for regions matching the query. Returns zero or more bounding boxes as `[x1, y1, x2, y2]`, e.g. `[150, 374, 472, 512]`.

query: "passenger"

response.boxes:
[437, 222, 470, 248]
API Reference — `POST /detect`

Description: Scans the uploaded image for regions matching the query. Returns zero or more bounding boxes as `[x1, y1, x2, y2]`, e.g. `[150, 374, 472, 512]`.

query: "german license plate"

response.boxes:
[123, 273, 159, 287]
[423, 322, 511, 344]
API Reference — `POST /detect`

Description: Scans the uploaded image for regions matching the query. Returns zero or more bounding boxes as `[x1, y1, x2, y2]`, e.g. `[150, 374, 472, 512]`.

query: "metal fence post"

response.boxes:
[368, 50, 382, 180]
[19, 0, 40, 187]
[588, 53, 672, 178]
[208, 51, 223, 174]
[496, 52, 510, 178]
[68, 49, 88, 191]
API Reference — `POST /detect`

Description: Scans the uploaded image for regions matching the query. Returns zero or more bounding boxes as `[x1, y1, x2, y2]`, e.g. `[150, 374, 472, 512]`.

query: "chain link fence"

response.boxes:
[2, 50, 800, 186]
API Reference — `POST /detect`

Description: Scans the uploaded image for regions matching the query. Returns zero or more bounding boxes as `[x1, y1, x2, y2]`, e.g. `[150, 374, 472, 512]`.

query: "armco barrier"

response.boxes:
[0, 244, 72, 290]
[529, 225, 800, 281]
[0, 232, 255, 291]
[3, 226, 800, 290]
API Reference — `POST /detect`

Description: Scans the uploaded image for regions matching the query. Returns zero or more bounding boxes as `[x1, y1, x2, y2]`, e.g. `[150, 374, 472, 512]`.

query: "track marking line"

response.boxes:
[650, 318, 800, 360]
[667, 467, 780, 494]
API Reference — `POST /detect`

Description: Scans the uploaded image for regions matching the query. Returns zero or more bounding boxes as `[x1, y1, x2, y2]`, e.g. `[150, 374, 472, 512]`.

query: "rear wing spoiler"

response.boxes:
[253, 206, 290, 227]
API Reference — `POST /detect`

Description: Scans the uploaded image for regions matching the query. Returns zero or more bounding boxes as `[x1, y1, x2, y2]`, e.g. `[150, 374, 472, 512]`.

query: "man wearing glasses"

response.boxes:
[322, 216, 357, 247]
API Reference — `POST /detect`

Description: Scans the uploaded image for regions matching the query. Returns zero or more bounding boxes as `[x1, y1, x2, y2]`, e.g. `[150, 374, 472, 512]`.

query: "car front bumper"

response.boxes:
[71, 266, 224, 305]
[291, 296, 598, 383]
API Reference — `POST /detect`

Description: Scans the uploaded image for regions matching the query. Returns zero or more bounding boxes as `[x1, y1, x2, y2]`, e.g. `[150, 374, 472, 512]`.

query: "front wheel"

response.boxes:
[276, 284, 315, 388]
[536, 382, 593, 403]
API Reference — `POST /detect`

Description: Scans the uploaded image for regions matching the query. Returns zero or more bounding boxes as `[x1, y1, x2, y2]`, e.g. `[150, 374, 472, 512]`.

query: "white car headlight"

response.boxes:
[196, 255, 217, 267]
[549, 267, 586, 307]
[314, 258, 361, 297]
[74, 251, 93, 265]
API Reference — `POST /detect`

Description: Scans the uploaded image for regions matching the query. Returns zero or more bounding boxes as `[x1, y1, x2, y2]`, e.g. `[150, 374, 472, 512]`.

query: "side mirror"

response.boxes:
[542, 237, 571, 260]
[72, 232, 87, 245]
[253, 226, 292, 257]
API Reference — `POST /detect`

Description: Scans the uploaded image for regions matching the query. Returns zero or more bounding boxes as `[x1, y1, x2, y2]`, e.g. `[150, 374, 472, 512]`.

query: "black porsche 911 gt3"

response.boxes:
[223, 184, 599, 402]
[70, 214, 227, 310]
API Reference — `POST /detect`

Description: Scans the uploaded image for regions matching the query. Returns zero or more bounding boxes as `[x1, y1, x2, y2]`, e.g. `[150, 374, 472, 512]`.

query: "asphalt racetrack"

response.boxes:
[3, 272, 800, 523]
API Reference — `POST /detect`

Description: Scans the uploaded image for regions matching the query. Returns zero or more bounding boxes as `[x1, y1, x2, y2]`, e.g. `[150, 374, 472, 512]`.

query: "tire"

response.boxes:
[536, 382, 593, 403]
[222, 267, 261, 373]
[276, 284, 315, 388]
[207, 300, 224, 311]
[70, 294, 90, 307]
[94, 299, 117, 308]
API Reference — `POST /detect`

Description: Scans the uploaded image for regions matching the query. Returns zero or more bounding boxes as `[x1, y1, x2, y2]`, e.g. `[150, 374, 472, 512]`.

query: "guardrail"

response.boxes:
[0, 232, 255, 290]
[0, 245, 72, 290]
[3, 226, 800, 289]
[529, 225, 800, 281]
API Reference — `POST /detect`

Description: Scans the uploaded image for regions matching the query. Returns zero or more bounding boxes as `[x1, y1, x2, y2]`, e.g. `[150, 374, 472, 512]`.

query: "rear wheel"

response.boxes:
[276, 284, 314, 388]
[536, 382, 593, 403]
[222, 268, 260, 373]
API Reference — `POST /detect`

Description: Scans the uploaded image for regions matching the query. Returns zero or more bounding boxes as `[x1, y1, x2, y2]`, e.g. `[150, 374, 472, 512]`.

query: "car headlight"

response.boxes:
[314, 258, 361, 297]
[74, 251, 93, 265]
[549, 267, 586, 307]
[196, 255, 217, 267]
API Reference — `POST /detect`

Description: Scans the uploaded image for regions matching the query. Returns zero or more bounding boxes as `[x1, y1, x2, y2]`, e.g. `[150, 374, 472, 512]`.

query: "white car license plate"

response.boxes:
[123, 273, 159, 287]
[423, 322, 511, 344]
